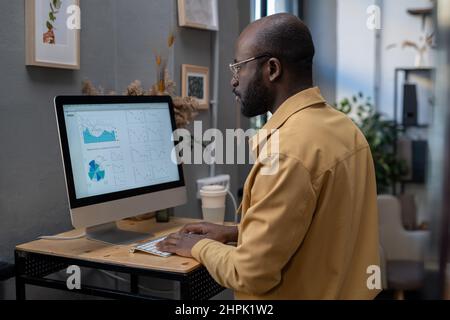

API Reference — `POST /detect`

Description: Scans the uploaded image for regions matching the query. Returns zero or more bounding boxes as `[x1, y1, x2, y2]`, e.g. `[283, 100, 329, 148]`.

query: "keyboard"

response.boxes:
[130, 236, 172, 258]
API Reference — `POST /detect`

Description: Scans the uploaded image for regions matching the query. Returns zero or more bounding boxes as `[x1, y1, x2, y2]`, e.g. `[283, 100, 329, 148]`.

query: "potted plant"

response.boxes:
[335, 93, 408, 194]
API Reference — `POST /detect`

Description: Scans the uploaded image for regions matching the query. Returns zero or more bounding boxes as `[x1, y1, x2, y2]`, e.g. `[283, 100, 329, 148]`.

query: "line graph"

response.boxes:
[130, 146, 151, 163]
[126, 110, 147, 124]
[128, 126, 149, 144]
[78, 115, 119, 145]
[133, 165, 153, 184]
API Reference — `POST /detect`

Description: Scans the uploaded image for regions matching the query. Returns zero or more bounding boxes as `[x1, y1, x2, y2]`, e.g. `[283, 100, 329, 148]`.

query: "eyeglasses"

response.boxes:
[229, 53, 271, 79]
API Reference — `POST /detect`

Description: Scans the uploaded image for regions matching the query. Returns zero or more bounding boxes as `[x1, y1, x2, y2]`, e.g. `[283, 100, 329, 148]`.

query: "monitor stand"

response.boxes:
[86, 222, 152, 245]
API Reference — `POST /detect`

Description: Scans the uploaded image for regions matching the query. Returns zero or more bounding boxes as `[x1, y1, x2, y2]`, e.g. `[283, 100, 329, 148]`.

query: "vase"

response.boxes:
[414, 52, 425, 68]
[156, 59, 168, 95]
[155, 209, 170, 223]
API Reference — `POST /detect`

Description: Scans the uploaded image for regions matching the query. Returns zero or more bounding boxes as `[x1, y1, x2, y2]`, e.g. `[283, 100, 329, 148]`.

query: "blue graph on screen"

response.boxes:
[83, 128, 117, 144]
[88, 160, 106, 182]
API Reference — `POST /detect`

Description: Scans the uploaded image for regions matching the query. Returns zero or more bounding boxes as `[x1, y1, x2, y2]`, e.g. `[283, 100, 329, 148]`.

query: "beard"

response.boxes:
[238, 70, 272, 118]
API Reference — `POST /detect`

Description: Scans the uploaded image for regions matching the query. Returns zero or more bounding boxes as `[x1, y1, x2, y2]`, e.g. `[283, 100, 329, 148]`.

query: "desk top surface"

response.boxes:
[16, 217, 205, 274]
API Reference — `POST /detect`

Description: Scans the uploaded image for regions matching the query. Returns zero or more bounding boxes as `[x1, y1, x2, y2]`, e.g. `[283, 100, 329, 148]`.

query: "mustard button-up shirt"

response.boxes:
[192, 87, 381, 299]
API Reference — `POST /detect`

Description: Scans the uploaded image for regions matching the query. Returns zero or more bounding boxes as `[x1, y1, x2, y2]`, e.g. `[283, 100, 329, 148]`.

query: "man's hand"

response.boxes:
[156, 233, 207, 258]
[179, 222, 238, 243]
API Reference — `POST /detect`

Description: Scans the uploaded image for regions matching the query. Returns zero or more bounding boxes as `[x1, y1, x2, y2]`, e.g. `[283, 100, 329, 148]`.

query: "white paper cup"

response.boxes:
[201, 207, 226, 224]
[200, 185, 227, 224]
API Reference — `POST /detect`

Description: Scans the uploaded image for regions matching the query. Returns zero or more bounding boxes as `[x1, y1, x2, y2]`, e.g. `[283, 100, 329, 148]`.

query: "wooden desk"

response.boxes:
[15, 217, 224, 300]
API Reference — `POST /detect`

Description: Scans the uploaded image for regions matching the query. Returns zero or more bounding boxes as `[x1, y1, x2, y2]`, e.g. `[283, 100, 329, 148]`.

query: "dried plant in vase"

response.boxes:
[126, 80, 146, 96]
[152, 32, 176, 95]
[82, 77, 198, 129]
[81, 32, 199, 129]
[172, 96, 199, 128]
[81, 80, 100, 96]
[149, 71, 199, 127]
[387, 33, 435, 67]
[81, 80, 116, 96]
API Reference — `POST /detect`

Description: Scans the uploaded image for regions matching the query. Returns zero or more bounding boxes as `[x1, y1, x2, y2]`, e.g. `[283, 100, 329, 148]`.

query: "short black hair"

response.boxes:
[253, 14, 315, 77]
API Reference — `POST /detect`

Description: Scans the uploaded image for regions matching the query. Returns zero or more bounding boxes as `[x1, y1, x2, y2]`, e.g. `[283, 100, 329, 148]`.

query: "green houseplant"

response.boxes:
[335, 93, 408, 193]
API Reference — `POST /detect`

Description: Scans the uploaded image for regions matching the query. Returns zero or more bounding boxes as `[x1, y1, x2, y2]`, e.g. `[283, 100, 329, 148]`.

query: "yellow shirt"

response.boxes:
[191, 87, 381, 299]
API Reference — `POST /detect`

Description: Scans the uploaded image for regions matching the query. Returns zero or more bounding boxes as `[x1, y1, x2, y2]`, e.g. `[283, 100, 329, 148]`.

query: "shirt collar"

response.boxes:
[262, 86, 326, 131]
[250, 87, 326, 155]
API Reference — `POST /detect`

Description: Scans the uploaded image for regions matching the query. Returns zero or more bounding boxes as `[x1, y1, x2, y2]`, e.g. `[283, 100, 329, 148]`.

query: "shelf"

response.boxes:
[398, 124, 430, 129]
[408, 124, 429, 128]
[395, 67, 435, 73]
[407, 8, 433, 16]
[406, 6, 434, 31]
[405, 126, 429, 129]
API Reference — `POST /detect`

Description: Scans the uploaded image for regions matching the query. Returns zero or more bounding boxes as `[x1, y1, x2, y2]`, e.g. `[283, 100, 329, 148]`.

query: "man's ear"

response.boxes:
[268, 58, 282, 82]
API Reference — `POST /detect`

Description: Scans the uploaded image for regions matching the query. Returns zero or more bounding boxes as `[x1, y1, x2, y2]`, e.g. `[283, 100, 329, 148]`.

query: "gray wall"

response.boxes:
[172, 0, 251, 221]
[0, 0, 250, 268]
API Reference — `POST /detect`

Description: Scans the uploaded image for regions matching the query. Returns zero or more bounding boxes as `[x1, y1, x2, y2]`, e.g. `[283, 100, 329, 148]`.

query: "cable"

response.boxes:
[226, 188, 239, 223]
[39, 232, 87, 240]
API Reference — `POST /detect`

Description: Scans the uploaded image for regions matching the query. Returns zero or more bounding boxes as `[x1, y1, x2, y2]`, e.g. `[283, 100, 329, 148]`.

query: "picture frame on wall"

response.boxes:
[177, 0, 219, 31]
[25, 0, 80, 70]
[182, 64, 210, 110]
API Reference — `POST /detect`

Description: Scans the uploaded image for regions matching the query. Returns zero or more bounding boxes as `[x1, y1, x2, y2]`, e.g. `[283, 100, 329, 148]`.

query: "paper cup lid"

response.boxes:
[200, 185, 227, 196]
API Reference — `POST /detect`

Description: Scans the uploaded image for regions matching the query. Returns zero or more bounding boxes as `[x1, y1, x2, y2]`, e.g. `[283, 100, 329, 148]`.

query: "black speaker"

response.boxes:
[403, 84, 418, 126]
[411, 140, 427, 183]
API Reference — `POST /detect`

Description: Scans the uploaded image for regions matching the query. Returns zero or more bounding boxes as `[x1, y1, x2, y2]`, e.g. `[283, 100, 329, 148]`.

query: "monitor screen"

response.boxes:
[57, 98, 182, 206]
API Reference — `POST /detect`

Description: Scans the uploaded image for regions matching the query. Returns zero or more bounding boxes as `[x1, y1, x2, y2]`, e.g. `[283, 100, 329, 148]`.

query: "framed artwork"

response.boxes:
[26, 0, 80, 69]
[182, 64, 210, 110]
[177, 0, 219, 31]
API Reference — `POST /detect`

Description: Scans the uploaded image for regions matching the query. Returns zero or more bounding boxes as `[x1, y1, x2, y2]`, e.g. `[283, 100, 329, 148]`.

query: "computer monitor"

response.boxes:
[54, 95, 187, 244]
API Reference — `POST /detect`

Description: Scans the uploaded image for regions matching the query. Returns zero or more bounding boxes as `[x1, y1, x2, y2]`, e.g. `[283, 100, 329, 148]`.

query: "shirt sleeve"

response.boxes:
[191, 153, 317, 295]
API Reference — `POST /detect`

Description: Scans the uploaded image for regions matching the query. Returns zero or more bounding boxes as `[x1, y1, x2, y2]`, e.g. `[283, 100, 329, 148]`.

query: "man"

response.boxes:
[158, 13, 380, 299]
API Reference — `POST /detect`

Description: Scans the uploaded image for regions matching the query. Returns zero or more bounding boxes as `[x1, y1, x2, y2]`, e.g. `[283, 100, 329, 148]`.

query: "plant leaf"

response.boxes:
[53, 0, 62, 10]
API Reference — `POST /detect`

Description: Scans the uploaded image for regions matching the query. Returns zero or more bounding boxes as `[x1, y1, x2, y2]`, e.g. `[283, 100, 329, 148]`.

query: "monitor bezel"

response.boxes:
[55, 95, 185, 209]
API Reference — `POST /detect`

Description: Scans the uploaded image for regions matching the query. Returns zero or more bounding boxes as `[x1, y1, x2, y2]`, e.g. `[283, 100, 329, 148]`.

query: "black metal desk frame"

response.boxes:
[15, 250, 224, 300]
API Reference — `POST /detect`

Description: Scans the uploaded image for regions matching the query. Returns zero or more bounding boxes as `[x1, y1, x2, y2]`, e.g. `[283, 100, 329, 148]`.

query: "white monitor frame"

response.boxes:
[54, 96, 187, 241]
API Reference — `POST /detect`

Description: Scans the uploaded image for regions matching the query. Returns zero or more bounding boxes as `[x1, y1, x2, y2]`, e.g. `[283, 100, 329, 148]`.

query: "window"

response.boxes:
[251, 0, 301, 23]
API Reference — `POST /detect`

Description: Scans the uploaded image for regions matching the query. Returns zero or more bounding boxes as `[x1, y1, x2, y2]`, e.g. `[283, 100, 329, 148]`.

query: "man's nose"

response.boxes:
[230, 76, 238, 88]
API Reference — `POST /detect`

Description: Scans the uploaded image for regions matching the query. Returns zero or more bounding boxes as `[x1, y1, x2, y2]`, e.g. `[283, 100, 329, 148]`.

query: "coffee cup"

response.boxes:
[200, 185, 227, 224]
